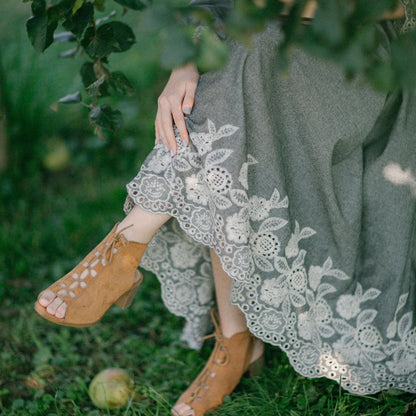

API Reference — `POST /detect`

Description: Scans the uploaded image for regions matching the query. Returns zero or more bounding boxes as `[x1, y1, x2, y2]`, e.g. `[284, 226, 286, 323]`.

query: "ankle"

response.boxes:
[221, 322, 249, 339]
[115, 223, 152, 245]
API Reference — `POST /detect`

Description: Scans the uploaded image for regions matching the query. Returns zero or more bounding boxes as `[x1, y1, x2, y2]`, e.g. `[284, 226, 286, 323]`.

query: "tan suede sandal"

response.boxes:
[172, 310, 258, 416]
[34, 223, 147, 327]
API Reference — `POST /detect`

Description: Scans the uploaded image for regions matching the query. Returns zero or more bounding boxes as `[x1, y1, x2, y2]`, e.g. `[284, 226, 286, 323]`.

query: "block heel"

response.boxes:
[115, 270, 143, 309]
[247, 354, 265, 378]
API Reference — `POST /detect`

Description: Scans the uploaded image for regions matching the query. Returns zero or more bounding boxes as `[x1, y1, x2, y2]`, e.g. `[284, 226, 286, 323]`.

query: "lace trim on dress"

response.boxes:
[401, 0, 416, 32]
[125, 119, 416, 395]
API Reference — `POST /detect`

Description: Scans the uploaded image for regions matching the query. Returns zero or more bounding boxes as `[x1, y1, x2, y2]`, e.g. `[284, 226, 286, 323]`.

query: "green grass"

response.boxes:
[1, 1, 416, 415]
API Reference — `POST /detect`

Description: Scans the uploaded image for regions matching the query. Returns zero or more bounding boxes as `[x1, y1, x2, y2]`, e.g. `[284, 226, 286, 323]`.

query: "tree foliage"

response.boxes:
[23, 0, 415, 135]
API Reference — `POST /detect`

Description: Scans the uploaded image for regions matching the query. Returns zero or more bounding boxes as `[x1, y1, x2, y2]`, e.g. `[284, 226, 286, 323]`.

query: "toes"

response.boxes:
[172, 404, 194, 416]
[39, 291, 66, 319]
[55, 302, 67, 319]
[38, 290, 57, 307]
[46, 297, 64, 316]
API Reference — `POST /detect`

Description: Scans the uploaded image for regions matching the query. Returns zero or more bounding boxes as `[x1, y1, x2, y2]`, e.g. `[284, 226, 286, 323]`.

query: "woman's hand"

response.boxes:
[155, 62, 200, 155]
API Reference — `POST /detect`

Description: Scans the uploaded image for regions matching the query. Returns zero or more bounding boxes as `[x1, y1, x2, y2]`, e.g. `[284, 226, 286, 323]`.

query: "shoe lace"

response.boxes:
[201, 310, 230, 367]
[188, 310, 230, 404]
[101, 224, 134, 264]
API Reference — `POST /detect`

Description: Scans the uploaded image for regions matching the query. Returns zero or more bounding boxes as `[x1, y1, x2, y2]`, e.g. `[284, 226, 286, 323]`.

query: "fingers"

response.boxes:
[172, 106, 189, 147]
[156, 95, 178, 155]
[155, 94, 192, 155]
[180, 81, 197, 146]
[183, 79, 197, 117]
[155, 63, 200, 155]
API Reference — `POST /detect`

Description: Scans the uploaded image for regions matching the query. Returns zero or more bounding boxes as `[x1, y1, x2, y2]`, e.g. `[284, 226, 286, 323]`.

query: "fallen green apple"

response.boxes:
[42, 137, 70, 172]
[88, 368, 134, 410]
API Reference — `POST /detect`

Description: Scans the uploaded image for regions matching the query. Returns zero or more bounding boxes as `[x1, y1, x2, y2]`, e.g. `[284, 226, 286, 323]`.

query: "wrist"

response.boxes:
[173, 62, 198, 73]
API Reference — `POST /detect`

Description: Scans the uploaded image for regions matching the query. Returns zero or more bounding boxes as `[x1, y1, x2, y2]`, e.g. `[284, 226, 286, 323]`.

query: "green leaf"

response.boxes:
[49, 0, 73, 6]
[108, 71, 135, 96]
[80, 61, 97, 88]
[355, 0, 398, 21]
[26, 0, 76, 51]
[72, 0, 84, 14]
[93, 0, 106, 11]
[31, 0, 46, 16]
[47, 0, 77, 25]
[311, 0, 350, 47]
[137, 2, 175, 34]
[63, 2, 94, 38]
[113, 0, 147, 10]
[87, 75, 109, 96]
[82, 21, 135, 58]
[196, 28, 229, 72]
[160, 26, 194, 68]
[58, 91, 82, 104]
[80, 62, 109, 95]
[367, 61, 396, 92]
[26, 14, 58, 52]
[226, 0, 283, 44]
[99, 21, 136, 52]
[337, 25, 378, 76]
[89, 104, 122, 131]
[94, 125, 108, 141]
[391, 31, 416, 91]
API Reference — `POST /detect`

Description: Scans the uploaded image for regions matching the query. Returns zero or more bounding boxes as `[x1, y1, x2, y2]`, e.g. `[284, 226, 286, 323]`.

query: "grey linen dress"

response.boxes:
[124, 3, 416, 395]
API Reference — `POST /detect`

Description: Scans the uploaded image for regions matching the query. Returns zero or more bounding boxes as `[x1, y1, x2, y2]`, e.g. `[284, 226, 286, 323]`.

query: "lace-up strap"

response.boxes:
[46, 223, 141, 302]
[200, 310, 230, 366]
[175, 309, 255, 414]
[102, 224, 134, 264]
[35, 223, 148, 327]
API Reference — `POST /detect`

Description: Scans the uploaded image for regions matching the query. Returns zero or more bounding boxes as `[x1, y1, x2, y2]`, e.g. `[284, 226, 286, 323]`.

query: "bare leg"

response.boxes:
[211, 249, 251, 337]
[38, 205, 171, 318]
[172, 249, 264, 416]
[116, 205, 171, 244]
[211, 248, 264, 359]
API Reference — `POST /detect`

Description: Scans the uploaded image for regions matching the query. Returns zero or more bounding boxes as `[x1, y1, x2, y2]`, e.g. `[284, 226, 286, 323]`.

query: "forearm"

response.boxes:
[381, 3, 405, 20]
[279, 0, 317, 19]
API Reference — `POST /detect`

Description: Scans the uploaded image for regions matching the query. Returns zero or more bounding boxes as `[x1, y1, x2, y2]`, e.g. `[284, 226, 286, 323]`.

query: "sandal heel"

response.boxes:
[115, 270, 143, 309]
[247, 355, 265, 378]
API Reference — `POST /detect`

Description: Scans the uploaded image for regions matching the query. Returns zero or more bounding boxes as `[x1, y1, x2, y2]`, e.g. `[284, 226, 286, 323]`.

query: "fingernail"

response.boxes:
[164, 145, 169, 153]
[155, 138, 158, 145]
[170, 150, 175, 157]
[184, 107, 191, 115]
[181, 139, 187, 146]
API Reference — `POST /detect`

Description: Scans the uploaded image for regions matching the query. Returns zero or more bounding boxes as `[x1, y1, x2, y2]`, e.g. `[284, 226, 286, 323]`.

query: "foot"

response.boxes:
[172, 326, 264, 416]
[38, 290, 67, 318]
[35, 223, 147, 327]
[37, 223, 131, 320]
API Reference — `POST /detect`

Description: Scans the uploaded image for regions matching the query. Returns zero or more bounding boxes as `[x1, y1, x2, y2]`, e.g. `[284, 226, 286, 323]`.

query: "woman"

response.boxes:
[35, 1, 416, 415]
